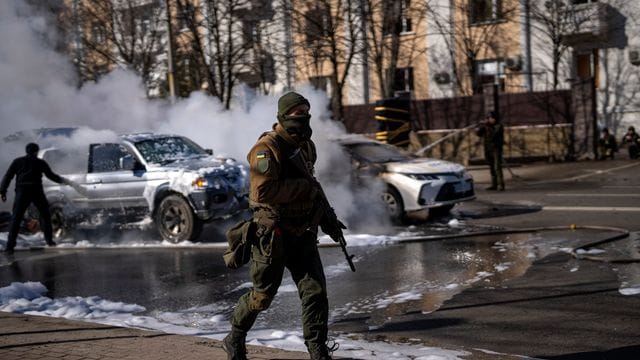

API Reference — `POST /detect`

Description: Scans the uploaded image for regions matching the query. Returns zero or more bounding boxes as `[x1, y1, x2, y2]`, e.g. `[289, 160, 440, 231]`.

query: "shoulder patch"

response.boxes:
[256, 151, 268, 159]
[257, 158, 270, 173]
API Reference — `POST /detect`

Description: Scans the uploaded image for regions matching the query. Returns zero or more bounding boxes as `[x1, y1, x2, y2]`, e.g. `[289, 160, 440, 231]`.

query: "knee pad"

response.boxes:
[249, 290, 273, 311]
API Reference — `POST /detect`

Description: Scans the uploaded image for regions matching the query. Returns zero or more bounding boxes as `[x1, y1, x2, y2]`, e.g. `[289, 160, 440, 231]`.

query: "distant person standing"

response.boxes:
[621, 126, 639, 159]
[0, 143, 67, 253]
[476, 111, 505, 191]
[598, 128, 618, 160]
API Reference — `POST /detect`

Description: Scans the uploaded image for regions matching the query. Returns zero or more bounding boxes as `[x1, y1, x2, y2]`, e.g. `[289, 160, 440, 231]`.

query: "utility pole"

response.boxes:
[165, 0, 176, 101]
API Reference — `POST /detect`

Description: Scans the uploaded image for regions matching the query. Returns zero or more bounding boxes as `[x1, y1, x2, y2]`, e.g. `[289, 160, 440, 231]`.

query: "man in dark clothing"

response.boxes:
[476, 111, 505, 191]
[222, 92, 342, 360]
[1, 143, 67, 253]
[621, 126, 639, 159]
[598, 128, 618, 160]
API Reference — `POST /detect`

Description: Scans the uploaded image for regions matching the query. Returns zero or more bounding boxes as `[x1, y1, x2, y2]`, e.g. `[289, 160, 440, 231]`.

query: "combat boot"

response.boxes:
[222, 326, 247, 360]
[308, 344, 333, 360]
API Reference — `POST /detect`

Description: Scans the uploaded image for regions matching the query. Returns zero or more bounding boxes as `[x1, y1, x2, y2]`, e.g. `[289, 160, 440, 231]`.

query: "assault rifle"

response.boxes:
[289, 148, 356, 272]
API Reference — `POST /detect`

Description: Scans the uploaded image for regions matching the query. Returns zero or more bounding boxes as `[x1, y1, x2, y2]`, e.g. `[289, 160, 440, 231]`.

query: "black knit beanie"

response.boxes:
[277, 92, 310, 122]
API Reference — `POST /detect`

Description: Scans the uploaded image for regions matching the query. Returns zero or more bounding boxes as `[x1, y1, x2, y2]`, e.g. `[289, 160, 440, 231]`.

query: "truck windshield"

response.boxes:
[135, 136, 208, 164]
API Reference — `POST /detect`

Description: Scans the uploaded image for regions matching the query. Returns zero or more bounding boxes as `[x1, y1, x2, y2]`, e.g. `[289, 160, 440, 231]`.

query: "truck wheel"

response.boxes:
[381, 187, 405, 224]
[50, 203, 69, 239]
[23, 202, 70, 239]
[155, 195, 203, 243]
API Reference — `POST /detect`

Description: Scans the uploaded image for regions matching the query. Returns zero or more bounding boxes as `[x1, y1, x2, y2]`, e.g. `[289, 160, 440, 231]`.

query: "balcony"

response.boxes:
[561, 2, 609, 46]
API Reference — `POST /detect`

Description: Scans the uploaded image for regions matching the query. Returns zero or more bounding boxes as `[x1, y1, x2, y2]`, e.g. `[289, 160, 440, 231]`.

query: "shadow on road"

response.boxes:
[541, 344, 640, 360]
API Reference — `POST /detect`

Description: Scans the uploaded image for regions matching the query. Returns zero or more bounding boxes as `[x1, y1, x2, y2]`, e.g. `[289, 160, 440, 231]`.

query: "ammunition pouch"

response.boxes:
[223, 219, 256, 269]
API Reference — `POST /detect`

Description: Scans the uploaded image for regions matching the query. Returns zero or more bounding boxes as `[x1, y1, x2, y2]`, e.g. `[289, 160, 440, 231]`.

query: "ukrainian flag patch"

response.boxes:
[256, 152, 268, 159]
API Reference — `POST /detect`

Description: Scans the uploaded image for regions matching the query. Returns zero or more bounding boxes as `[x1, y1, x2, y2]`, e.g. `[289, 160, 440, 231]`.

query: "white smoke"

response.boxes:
[0, 0, 390, 233]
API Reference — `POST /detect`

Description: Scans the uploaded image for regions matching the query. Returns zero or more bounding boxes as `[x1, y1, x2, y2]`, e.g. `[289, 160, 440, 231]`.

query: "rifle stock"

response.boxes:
[289, 148, 356, 272]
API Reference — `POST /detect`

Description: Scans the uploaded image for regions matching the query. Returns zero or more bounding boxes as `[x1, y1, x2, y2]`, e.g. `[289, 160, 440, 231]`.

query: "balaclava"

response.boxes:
[277, 92, 312, 142]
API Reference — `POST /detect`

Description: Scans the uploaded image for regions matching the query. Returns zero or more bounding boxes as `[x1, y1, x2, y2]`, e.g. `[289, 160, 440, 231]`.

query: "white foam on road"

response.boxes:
[0, 282, 470, 359]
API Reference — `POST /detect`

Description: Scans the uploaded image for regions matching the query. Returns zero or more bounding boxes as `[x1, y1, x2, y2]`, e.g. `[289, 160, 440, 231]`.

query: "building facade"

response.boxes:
[56, 0, 639, 132]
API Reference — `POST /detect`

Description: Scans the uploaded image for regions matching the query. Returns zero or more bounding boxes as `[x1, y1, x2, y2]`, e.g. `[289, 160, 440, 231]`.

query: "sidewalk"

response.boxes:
[0, 312, 309, 360]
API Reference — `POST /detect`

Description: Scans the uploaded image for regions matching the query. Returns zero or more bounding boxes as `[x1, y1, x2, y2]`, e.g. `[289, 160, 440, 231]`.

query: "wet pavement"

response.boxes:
[1, 159, 640, 359]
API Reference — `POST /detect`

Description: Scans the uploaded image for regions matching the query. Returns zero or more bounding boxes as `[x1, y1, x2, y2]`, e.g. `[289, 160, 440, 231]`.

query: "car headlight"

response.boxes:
[192, 177, 225, 190]
[192, 177, 208, 189]
[401, 173, 439, 181]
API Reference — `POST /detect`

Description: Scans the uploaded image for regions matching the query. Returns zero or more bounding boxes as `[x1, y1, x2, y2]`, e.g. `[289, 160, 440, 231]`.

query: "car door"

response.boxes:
[84, 143, 148, 210]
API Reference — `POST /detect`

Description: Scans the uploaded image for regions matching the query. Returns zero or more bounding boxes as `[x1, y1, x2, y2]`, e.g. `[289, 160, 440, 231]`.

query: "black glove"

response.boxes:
[320, 211, 347, 242]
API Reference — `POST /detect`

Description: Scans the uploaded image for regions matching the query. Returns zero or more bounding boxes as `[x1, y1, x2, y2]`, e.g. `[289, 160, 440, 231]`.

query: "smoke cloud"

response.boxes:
[0, 0, 390, 234]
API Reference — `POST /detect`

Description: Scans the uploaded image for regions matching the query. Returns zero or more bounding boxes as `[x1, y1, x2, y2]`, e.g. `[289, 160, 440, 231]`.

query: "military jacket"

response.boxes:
[477, 123, 504, 151]
[247, 123, 317, 217]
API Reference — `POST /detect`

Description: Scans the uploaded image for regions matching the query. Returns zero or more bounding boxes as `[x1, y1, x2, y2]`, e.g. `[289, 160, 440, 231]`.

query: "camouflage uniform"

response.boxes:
[225, 93, 331, 359]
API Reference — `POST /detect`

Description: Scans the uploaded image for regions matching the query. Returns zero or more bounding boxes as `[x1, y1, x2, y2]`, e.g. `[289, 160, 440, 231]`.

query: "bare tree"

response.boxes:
[361, 0, 430, 99]
[597, 0, 640, 135]
[65, 0, 166, 94]
[528, 0, 574, 90]
[291, 0, 361, 120]
[174, 0, 278, 108]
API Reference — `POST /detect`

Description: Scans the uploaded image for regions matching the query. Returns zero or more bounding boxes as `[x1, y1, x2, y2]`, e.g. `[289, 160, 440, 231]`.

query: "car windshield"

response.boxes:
[134, 136, 208, 164]
[348, 142, 412, 163]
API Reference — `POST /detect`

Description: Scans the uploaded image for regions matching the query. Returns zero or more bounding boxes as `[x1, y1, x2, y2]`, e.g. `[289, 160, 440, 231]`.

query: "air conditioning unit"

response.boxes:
[505, 56, 523, 71]
[433, 71, 451, 84]
[629, 48, 640, 66]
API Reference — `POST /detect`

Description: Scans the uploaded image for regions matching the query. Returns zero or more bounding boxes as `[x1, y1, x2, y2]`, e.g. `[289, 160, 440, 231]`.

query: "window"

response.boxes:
[134, 136, 207, 164]
[383, 0, 412, 35]
[91, 23, 106, 43]
[243, 21, 259, 48]
[309, 75, 331, 93]
[89, 144, 131, 173]
[393, 67, 414, 93]
[469, 0, 502, 24]
[178, 3, 194, 31]
[474, 59, 505, 94]
[305, 5, 330, 45]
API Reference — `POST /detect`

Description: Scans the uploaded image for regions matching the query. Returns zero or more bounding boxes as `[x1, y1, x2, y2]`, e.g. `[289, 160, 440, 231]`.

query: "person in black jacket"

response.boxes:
[1, 143, 68, 253]
[476, 111, 505, 191]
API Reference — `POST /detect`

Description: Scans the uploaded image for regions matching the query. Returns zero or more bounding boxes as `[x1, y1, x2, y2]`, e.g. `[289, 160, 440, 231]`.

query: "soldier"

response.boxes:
[1, 143, 68, 253]
[621, 126, 639, 159]
[476, 111, 505, 191]
[223, 92, 342, 360]
[598, 128, 618, 160]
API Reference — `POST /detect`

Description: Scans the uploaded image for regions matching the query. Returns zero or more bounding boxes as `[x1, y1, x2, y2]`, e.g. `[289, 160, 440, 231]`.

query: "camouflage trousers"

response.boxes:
[229, 227, 329, 348]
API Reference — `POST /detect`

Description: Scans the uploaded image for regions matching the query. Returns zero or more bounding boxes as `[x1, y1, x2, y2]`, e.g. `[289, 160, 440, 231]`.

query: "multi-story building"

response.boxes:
[56, 0, 639, 132]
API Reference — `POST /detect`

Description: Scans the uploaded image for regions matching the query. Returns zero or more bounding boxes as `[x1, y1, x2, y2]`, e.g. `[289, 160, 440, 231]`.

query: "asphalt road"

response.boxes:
[348, 159, 640, 359]
[1, 159, 639, 360]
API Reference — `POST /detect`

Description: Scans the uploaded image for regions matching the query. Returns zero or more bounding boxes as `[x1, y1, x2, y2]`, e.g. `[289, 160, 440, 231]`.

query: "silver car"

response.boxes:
[40, 133, 248, 242]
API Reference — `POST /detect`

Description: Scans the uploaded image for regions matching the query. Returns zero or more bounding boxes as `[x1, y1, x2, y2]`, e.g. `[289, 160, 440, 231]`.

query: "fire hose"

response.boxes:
[320, 224, 640, 264]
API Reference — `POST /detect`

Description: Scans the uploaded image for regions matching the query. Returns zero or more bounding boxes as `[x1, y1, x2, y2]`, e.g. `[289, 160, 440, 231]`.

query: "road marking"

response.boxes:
[543, 206, 640, 212]
[546, 193, 640, 197]
[562, 162, 640, 181]
[524, 162, 640, 185]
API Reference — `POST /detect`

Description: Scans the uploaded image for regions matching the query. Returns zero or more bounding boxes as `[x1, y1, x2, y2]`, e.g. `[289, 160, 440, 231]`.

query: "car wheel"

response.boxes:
[381, 187, 405, 224]
[155, 194, 203, 243]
